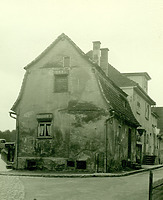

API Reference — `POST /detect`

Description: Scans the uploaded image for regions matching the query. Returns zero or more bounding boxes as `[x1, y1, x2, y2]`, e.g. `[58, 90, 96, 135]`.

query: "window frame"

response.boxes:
[63, 56, 70, 68]
[37, 121, 52, 139]
[145, 103, 150, 120]
[136, 101, 141, 115]
[54, 74, 68, 93]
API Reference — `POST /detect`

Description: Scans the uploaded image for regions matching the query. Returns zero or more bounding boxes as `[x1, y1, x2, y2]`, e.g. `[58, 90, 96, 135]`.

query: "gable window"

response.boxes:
[63, 56, 70, 68]
[54, 74, 68, 93]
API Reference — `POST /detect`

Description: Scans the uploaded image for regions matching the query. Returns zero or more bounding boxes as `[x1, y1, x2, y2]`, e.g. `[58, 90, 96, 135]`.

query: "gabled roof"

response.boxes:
[24, 33, 91, 70]
[97, 74, 139, 126]
[11, 33, 139, 126]
[86, 50, 155, 105]
[152, 107, 163, 132]
[107, 64, 155, 105]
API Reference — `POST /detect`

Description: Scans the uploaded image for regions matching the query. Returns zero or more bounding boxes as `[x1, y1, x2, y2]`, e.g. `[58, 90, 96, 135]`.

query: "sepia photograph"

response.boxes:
[0, 0, 163, 199]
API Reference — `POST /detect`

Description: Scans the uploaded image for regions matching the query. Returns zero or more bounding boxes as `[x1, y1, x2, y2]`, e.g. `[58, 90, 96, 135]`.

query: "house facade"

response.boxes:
[11, 33, 139, 172]
[101, 65, 160, 164]
[152, 107, 163, 163]
[121, 73, 160, 164]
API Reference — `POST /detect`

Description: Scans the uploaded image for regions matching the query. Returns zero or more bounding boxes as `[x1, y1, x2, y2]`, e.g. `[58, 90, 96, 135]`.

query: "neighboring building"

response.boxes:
[105, 66, 160, 164]
[10, 33, 139, 172]
[152, 107, 163, 163]
[86, 53, 160, 164]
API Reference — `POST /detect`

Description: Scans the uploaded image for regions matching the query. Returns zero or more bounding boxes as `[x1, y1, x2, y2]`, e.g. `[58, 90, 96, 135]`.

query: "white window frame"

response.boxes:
[38, 122, 52, 138]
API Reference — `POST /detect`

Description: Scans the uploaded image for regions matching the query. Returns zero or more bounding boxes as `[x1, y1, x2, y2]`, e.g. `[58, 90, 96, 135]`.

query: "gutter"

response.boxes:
[9, 111, 19, 169]
[104, 110, 115, 173]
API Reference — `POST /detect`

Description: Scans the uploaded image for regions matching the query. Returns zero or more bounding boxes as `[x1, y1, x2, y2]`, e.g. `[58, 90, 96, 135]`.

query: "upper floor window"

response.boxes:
[137, 101, 141, 115]
[54, 74, 68, 93]
[145, 103, 150, 120]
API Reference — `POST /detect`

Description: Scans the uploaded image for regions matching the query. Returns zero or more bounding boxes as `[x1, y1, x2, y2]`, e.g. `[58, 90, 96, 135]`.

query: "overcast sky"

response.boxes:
[0, 0, 163, 131]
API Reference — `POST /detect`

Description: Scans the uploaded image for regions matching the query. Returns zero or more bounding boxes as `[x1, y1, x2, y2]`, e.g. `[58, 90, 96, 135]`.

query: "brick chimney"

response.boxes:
[100, 48, 109, 75]
[92, 41, 101, 65]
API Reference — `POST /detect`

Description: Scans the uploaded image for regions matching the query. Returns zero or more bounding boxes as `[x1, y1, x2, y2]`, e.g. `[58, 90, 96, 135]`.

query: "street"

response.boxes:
[20, 168, 163, 200]
[0, 155, 163, 200]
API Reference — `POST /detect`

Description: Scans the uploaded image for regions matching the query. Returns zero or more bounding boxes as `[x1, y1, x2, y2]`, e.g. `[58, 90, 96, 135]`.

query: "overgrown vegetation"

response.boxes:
[0, 130, 16, 142]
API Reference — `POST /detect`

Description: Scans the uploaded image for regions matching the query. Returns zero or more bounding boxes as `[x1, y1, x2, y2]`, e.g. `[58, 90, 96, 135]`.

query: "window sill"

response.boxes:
[54, 91, 69, 94]
[37, 136, 52, 139]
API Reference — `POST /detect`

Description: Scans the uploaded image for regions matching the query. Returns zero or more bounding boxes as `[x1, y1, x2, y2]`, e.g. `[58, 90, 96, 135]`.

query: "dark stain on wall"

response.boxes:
[67, 100, 107, 127]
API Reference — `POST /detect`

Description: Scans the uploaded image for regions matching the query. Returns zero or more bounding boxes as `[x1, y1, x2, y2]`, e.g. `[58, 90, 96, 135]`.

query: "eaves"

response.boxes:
[121, 85, 156, 105]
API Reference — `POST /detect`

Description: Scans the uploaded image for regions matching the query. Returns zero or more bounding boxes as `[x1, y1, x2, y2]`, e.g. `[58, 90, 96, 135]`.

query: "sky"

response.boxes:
[0, 0, 163, 131]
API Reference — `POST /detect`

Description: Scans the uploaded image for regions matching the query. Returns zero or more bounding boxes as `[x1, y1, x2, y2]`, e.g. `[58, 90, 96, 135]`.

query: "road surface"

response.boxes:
[0, 155, 163, 200]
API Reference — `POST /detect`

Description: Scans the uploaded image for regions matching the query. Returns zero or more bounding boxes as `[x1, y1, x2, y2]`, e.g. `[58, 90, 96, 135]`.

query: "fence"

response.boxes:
[149, 170, 163, 200]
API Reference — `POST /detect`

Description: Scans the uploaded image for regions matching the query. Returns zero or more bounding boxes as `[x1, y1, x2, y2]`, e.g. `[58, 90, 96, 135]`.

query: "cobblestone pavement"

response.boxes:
[0, 175, 25, 200]
[0, 155, 25, 199]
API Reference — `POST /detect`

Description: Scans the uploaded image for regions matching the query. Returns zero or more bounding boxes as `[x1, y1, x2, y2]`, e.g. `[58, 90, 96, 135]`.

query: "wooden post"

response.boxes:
[149, 170, 153, 200]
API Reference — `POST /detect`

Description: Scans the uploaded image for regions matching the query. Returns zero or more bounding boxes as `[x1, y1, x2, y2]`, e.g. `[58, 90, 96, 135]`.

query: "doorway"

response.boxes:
[128, 128, 132, 160]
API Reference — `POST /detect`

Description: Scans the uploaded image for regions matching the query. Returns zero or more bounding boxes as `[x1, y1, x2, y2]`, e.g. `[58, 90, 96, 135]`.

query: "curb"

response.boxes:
[0, 165, 163, 178]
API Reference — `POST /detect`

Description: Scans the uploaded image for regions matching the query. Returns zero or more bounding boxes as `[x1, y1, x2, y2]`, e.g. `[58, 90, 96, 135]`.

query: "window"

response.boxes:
[38, 122, 52, 138]
[137, 101, 141, 115]
[67, 160, 75, 168]
[54, 74, 68, 93]
[123, 100, 127, 108]
[147, 134, 149, 144]
[145, 103, 150, 120]
[63, 56, 70, 68]
[76, 161, 86, 169]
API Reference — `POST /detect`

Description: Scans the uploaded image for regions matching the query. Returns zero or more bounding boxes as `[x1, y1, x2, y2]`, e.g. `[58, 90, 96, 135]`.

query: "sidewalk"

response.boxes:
[0, 163, 163, 178]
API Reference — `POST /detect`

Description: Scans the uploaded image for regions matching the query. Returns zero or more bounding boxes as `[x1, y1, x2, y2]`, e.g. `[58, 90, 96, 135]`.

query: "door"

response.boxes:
[128, 128, 132, 160]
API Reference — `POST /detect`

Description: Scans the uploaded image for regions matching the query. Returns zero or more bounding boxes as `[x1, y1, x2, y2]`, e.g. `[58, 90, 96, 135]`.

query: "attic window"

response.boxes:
[122, 100, 127, 108]
[54, 74, 68, 93]
[63, 56, 70, 68]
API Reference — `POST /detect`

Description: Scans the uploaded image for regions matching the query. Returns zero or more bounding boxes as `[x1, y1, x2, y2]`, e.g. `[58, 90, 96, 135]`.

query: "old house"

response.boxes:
[87, 49, 160, 165]
[99, 65, 160, 164]
[10, 33, 139, 172]
[152, 107, 163, 163]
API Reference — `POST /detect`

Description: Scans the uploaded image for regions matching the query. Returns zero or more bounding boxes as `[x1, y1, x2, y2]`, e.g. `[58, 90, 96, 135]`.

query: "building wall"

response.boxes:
[106, 118, 136, 171]
[13, 38, 137, 171]
[122, 87, 159, 163]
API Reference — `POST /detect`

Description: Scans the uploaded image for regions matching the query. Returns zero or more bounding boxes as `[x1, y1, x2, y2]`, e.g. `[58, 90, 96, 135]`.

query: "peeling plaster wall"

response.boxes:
[106, 117, 136, 172]
[14, 37, 137, 171]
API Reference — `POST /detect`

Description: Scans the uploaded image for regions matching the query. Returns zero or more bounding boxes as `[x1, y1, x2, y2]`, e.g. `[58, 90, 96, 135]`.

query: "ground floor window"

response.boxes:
[38, 122, 52, 138]
[76, 161, 86, 169]
[67, 160, 75, 168]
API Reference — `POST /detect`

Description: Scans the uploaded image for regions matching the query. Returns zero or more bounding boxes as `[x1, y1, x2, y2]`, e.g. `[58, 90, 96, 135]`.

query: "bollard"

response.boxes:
[149, 170, 153, 200]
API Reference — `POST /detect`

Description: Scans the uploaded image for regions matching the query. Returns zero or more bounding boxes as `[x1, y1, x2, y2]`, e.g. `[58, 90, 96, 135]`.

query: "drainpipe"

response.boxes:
[104, 110, 115, 173]
[9, 111, 19, 169]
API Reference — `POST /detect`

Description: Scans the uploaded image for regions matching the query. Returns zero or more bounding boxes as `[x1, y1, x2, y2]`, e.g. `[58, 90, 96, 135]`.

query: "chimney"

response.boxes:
[93, 41, 101, 65]
[100, 48, 109, 75]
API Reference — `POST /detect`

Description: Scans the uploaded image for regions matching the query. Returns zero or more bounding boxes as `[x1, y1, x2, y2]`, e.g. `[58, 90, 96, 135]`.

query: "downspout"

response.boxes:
[9, 111, 19, 169]
[104, 110, 115, 173]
